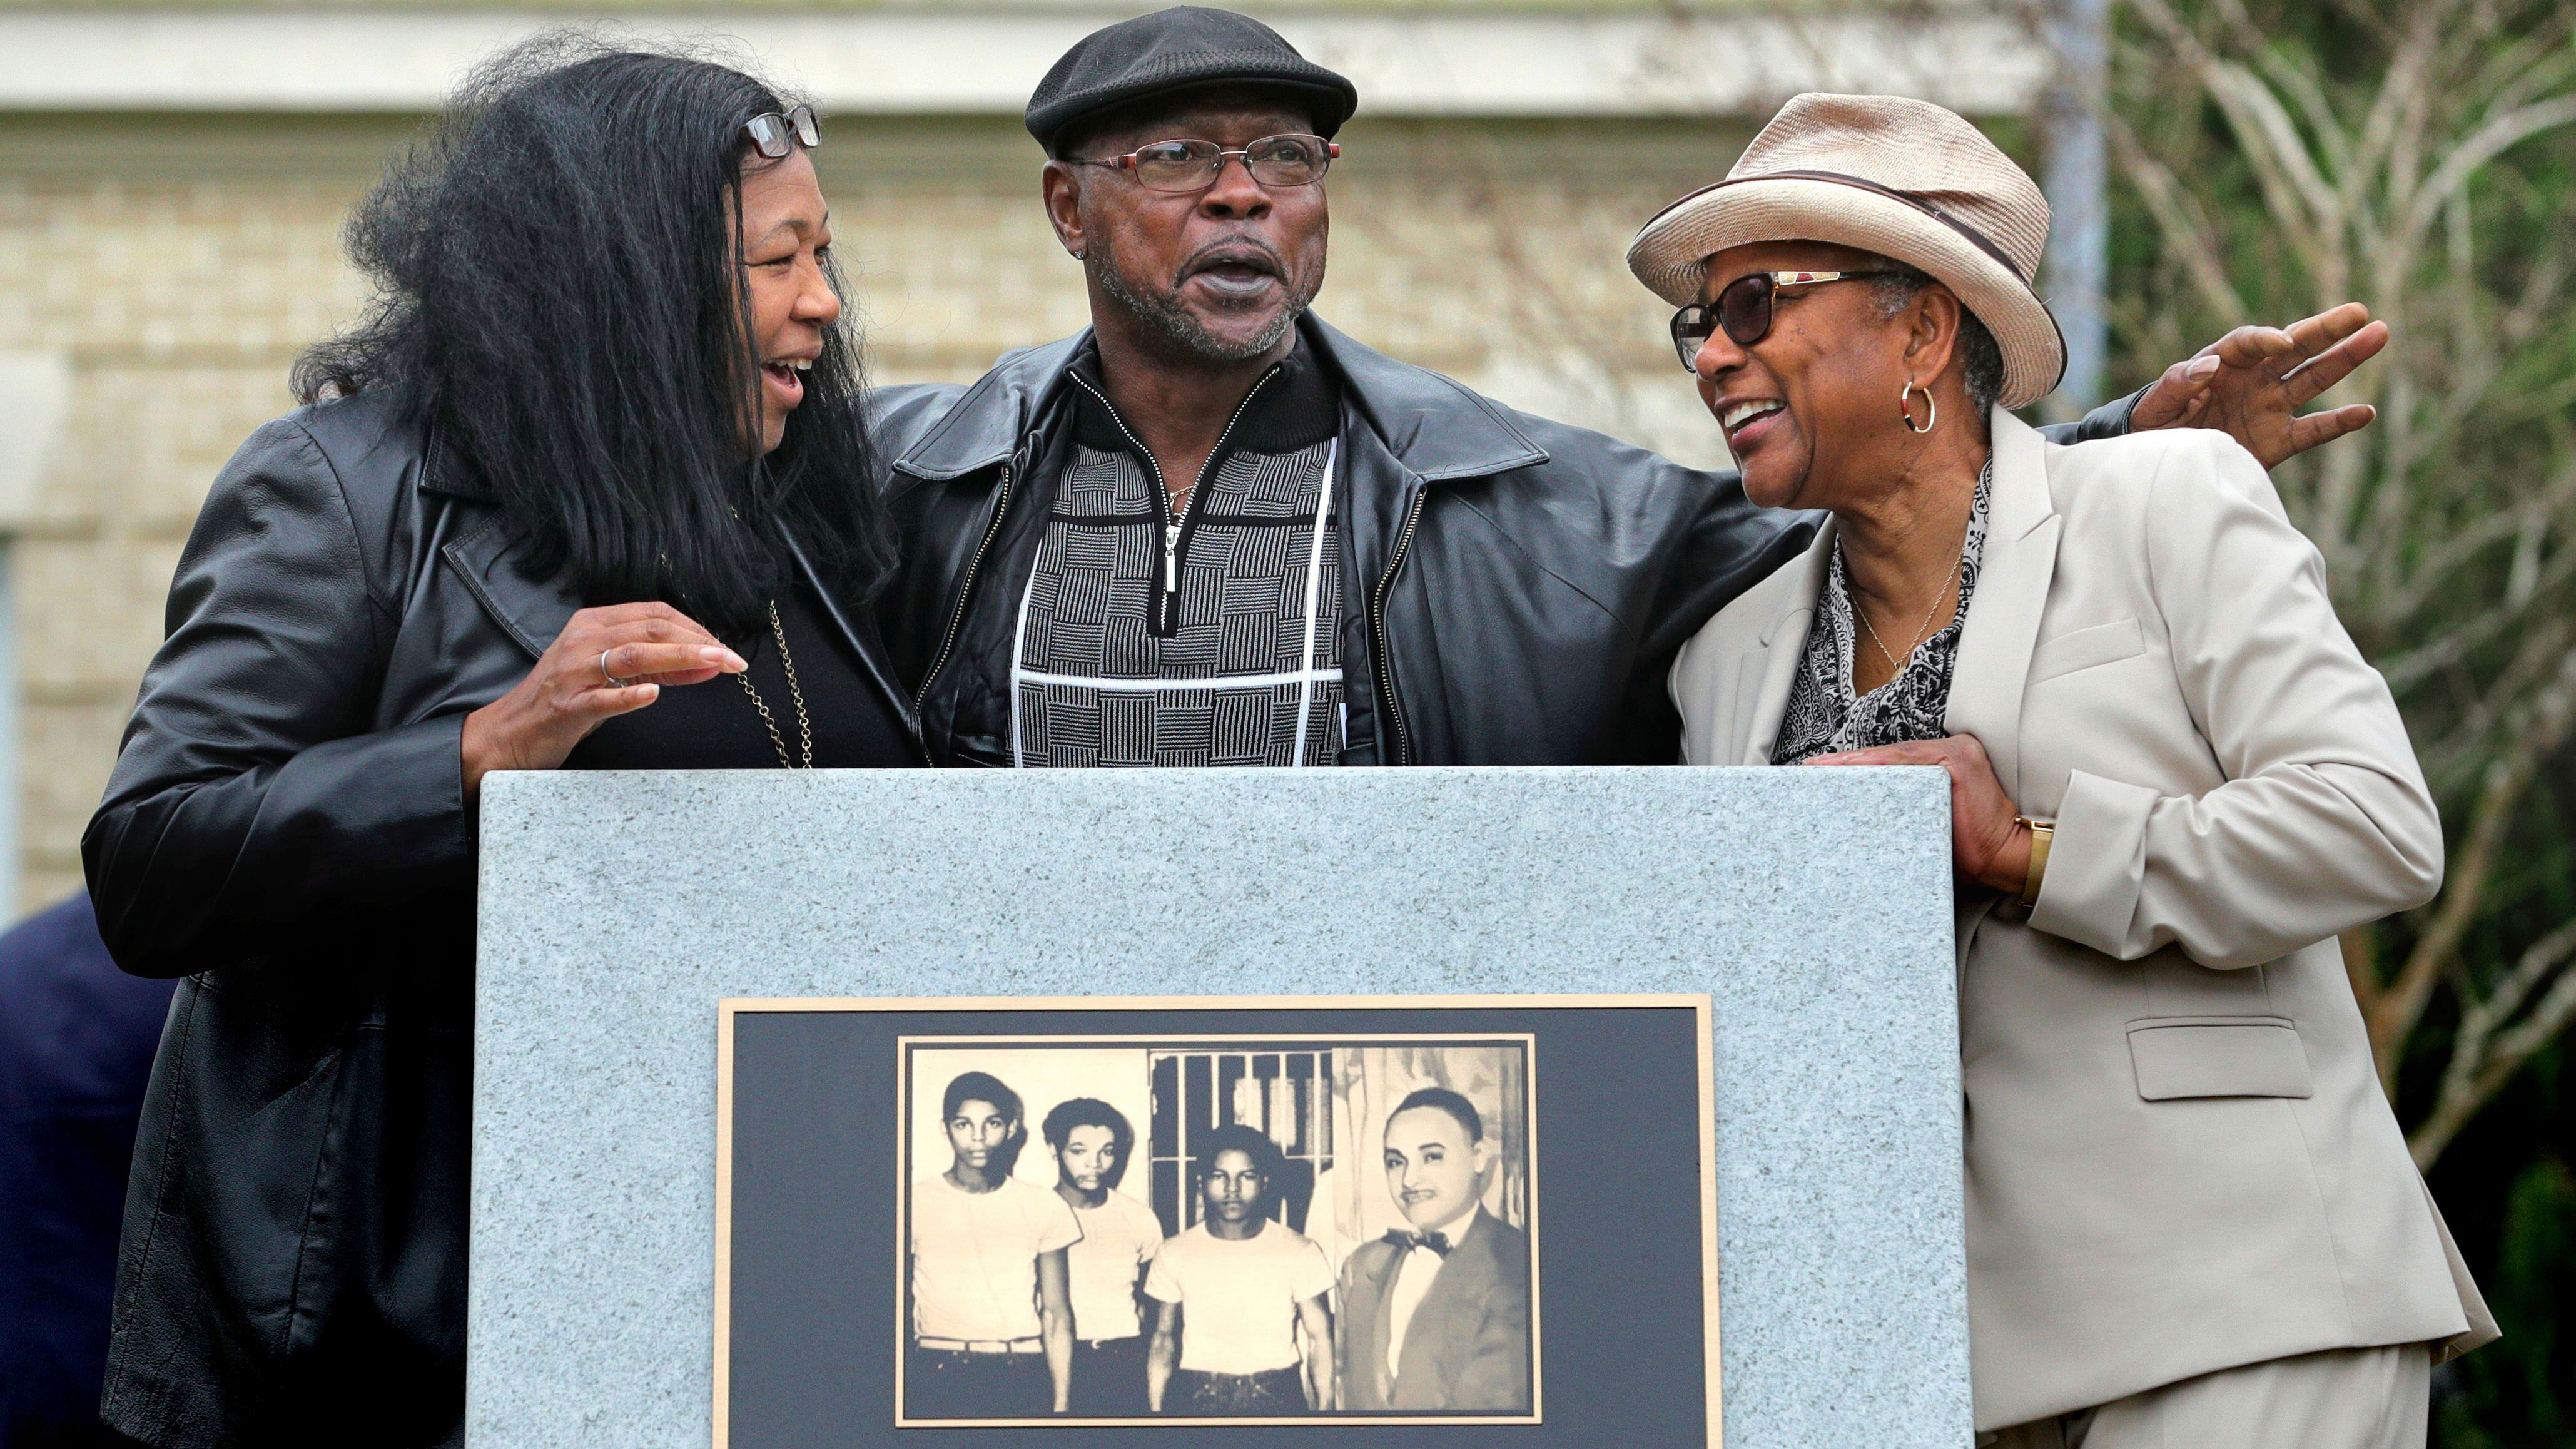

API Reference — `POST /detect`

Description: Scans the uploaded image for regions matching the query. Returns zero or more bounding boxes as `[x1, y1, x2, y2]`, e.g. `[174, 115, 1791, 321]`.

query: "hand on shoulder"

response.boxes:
[2127, 302, 2385, 469]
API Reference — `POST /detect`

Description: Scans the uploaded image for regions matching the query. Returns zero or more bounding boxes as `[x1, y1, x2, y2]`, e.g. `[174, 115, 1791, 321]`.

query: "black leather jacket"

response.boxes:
[877, 315, 2132, 766]
[81, 389, 921, 1448]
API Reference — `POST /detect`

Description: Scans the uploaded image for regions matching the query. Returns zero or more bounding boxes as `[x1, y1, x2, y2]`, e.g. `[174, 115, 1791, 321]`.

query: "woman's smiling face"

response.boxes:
[1690, 240, 1916, 512]
[737, 149, 839, 455]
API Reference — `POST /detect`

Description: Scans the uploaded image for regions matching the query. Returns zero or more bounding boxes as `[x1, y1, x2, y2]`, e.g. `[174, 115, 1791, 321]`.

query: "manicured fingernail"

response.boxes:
[2187, 356, 2221, 379]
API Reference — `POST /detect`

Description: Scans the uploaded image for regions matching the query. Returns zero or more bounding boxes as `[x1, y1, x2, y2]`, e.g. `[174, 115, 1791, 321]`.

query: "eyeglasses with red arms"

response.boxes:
[1669, 269, 1903, 371]
[743, 104, 821, 160]
[1068, 134, 1340, 193]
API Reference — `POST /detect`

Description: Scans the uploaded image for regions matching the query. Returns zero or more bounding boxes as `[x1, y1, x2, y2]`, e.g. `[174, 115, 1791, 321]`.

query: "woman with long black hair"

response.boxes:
[82, 38, 916, 1446]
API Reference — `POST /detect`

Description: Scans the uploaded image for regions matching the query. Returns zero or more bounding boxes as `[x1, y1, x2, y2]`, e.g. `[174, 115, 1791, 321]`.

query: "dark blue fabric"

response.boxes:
[0, 893, 173, 1446]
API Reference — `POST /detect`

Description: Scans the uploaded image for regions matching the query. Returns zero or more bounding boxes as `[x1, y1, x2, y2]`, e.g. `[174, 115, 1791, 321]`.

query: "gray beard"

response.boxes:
[1093, 245, 1303, 365]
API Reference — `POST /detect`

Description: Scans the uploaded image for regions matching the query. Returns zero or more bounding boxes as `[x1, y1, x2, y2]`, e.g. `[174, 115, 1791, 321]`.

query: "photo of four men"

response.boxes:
[903, 1043, 1538, 1421]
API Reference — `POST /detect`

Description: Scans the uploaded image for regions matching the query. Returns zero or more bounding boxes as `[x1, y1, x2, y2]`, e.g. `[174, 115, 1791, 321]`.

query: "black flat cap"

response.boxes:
[1024, 6, 1359, 155]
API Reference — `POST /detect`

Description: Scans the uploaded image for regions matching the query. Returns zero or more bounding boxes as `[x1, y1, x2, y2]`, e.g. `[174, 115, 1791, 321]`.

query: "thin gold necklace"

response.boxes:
[1854, 542, 1965, 678]
[736, 601, 813, 769]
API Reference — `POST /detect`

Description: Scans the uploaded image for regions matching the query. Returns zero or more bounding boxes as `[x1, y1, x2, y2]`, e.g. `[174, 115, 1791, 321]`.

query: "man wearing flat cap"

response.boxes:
[872, 5, 2390, 771]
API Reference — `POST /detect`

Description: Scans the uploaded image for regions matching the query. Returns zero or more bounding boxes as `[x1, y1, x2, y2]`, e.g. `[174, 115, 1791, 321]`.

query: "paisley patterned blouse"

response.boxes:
[1771, 464, 1992, 766]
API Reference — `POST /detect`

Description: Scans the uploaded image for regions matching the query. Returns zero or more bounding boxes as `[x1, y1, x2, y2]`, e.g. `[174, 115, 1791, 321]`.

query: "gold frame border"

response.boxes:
[712, 993, 1719, 1445]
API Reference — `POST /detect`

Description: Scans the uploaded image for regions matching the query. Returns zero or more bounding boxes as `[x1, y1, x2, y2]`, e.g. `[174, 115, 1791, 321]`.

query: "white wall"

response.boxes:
[0, 7, 2048, 117]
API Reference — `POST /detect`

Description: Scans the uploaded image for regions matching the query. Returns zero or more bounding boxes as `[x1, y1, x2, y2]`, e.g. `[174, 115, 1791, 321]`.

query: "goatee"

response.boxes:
[1092, 244, 1306, 365]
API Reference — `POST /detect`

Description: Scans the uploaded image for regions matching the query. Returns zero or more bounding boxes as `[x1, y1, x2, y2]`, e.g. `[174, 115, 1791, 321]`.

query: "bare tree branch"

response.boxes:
[2370, 646, 2576, 1092]
[2411, 917, 2576, 1166]
[2394, 94, 2576, 255]
[2343, 927, 2386, 1016]
[2418, 616, 2576, 787]
[2104, 116, 2252, 317]
[2371, 455, 2576, 633]
[2380, 550, 2576, 694]
[2208, 61, 2349, 238]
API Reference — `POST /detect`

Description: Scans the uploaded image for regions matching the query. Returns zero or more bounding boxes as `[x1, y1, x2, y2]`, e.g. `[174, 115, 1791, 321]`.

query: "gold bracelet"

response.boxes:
[2016, 815, 2054, 908]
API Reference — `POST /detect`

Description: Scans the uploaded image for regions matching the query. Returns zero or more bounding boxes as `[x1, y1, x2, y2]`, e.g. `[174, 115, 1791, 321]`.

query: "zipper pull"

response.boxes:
[1163, 522, 1182, 594]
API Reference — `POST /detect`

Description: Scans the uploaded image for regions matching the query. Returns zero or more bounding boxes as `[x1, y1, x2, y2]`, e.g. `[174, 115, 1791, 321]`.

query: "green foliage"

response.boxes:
[2101, 0, 2576, 1439]
[2434, 1157, 2575, 1445]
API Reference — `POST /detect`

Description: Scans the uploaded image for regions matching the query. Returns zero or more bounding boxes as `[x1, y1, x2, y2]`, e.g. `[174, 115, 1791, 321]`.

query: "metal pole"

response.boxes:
[2041, 0, 2111, 417]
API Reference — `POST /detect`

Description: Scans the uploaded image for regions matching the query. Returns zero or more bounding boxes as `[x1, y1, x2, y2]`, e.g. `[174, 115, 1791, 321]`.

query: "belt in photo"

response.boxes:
[916, 1336, 1043, 1356]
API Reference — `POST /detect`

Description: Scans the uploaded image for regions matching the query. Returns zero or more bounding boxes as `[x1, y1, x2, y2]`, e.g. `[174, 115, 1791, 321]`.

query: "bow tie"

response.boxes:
[1384, 1228, 1453, 1258]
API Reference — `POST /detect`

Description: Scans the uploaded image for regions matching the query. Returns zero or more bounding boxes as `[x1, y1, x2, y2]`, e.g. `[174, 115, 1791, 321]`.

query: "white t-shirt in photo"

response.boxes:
[910, 1172, 1082, 1343]
[1142, 1218, 1333, 1375]
[1065, 1191, 1165, 1343]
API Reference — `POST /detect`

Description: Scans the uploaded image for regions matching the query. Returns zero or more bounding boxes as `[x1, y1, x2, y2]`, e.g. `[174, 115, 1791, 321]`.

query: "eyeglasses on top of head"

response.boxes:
[743, 104, 821, 160]
[1668, 268, 1903, 371]
[1069, 134, 1339, 193]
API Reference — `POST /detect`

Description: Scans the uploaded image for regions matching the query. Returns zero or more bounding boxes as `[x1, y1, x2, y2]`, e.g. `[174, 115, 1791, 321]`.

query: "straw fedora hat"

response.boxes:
[1626, 92, 2066, 410]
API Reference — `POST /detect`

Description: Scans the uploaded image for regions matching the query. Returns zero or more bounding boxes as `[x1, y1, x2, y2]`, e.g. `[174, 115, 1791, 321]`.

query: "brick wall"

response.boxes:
[0, 111, 1746, 913]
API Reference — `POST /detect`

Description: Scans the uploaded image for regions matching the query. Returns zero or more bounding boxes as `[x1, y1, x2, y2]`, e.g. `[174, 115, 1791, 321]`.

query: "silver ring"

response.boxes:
[597, 649, 630, 689]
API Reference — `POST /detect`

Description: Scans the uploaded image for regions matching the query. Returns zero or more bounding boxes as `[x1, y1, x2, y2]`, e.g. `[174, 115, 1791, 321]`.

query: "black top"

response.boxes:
[1012, 336, 1347, 766]
[0, 893, 173, 1438]
[569, 580, 914, 770]
[1772, 464, 1992, 766]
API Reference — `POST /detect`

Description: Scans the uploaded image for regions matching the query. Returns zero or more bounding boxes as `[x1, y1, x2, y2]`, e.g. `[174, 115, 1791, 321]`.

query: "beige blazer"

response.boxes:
[1671, 410, 2497, 1429]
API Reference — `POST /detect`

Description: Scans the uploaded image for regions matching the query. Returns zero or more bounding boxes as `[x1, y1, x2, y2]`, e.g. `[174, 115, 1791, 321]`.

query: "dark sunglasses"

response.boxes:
[743, 104, 821, 160]
[1668, 269, 1901, 370]
[1069, 134, 1339, 193]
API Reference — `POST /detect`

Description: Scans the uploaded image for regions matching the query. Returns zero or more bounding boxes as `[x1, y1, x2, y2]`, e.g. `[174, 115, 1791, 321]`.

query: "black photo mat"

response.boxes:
[718, 999, 1715, 1448]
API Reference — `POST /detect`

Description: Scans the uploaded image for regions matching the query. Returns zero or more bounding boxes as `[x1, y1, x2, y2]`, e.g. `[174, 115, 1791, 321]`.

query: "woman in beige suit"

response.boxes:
[1629, 93, 2495, 1447]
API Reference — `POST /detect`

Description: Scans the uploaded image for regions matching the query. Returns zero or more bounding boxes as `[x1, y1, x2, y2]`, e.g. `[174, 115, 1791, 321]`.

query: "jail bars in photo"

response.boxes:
[1149, 1049, 1335, 1236]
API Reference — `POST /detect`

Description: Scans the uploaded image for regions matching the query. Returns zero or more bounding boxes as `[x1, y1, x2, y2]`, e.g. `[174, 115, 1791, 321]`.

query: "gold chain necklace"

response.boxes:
[1854, 542, 1965, 678]
[735, 601, 813, 770]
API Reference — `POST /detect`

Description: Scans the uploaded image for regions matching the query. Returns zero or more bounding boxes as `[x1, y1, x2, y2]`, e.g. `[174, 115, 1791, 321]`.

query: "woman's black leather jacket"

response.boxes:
[81, 387, 919, 1446]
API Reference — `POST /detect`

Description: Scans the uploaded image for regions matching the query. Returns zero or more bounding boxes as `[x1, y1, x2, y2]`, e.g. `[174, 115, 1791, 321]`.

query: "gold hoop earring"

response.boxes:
[1900, 380, 1937, 435]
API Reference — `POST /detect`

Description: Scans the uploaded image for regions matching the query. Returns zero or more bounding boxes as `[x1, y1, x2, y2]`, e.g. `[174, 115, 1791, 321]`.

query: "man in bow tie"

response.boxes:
[1334, 1088, 1532, 1413]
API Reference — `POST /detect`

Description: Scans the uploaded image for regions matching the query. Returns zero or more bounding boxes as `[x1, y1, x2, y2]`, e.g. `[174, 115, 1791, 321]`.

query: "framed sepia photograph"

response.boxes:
[714, 995, 1717, 1448]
